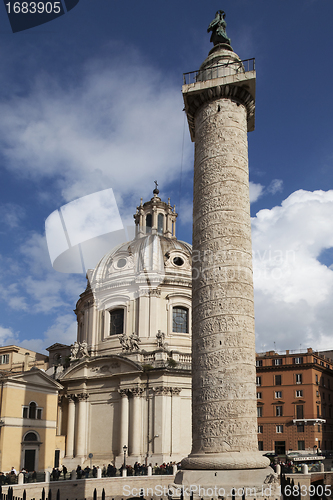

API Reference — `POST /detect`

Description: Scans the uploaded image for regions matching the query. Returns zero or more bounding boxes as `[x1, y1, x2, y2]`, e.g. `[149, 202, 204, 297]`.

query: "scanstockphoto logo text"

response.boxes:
[123, 484, 278, 498]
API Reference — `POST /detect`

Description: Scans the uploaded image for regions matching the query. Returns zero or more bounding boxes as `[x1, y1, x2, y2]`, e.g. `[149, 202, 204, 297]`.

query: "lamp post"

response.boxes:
[123, 444, 128, 468]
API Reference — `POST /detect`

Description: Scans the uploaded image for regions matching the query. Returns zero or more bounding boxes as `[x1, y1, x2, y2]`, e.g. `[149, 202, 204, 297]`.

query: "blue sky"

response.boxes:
[0, 0, 333, 353]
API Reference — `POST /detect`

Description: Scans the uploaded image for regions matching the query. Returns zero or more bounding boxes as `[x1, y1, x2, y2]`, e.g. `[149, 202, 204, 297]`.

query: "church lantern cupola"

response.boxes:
[133, 182, 178, 239]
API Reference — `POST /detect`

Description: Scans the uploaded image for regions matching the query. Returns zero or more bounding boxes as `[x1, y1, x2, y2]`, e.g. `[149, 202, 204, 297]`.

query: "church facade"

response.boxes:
[57, 190, 193, 468]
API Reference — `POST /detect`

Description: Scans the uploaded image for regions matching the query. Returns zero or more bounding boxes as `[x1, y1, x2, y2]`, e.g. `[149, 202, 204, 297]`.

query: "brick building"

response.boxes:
[256, 348, 333, 455]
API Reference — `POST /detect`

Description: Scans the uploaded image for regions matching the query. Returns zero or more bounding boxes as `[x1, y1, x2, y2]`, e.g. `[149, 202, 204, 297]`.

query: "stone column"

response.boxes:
[182, 44, 268, 471]
[76, 393, 89, 457]
[57, 395, 63, 436]
[65, 394, 76, 458]
[130, 387, 143, 456]
[119, 389, 129, 451]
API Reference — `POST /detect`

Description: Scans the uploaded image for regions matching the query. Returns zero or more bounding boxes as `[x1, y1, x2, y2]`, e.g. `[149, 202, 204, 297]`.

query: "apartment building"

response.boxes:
[0, 345, 48, 373]
[256, 348, 333, 455]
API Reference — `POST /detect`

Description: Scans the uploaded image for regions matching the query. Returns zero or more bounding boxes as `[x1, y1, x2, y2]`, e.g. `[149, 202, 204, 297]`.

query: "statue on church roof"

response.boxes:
[207, 10, 231, 46]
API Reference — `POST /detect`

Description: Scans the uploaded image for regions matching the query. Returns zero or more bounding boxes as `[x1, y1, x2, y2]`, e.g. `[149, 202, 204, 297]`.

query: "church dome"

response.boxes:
[86, 189, 192, 311]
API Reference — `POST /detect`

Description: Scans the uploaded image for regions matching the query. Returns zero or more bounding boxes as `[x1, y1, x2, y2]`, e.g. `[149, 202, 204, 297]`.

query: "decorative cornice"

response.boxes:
[185, 84, 255, 136]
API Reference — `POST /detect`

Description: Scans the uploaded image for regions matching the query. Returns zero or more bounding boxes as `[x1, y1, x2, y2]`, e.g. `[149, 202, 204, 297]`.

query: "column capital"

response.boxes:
[128, 386, 144, 397]
[118, 388, 129, 397]
[154, 386, 173, 396]
[77, 393, 89, 402]
[66, 393, 76, 402]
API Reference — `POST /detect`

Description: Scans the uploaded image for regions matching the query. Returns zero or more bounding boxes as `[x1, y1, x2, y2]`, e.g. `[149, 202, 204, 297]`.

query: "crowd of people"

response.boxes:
[0, 461, 179, 484]
[0, 467, 37, 484]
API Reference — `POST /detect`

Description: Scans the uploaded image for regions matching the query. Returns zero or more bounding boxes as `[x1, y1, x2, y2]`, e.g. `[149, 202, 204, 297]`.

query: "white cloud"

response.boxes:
[0, 203, 25, 229]
[252, 189, 333, 351]
[20, 314, 77, 354]
[0, 232, 84, 315]
[0, 52, 192, 218]
[267, 178, 283, 195]
[249, 181, 264, 203]
[0, 325, 18, 346]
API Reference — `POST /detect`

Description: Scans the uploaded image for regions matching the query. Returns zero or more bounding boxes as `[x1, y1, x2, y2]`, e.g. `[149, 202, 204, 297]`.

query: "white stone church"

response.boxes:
[54, 188, 193, 468]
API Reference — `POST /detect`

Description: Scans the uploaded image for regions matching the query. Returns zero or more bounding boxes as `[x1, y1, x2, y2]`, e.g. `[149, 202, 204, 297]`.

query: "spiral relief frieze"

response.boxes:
[183, 61, 269, 470]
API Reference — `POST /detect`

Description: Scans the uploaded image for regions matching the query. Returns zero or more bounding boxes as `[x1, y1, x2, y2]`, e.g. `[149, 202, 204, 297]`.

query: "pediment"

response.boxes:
[9, 369, 63, 390]
[60, 355, 142, 381]
[46, 343, 70, 351]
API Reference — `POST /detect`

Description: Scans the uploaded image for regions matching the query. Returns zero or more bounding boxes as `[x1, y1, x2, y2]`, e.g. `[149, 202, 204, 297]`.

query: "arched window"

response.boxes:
[173, 307, 189, 333]
[23, 402, 42, 420]
[146, 214, 152, 233]
[24, 432, 38, 442]
[29, 402, 36, 419]
[110, 309, 124, 335]
[158, 213, 164, 235]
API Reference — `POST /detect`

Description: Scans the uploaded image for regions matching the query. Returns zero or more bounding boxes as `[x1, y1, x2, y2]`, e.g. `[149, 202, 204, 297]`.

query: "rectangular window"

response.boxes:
[258, 425, 263, 434]
[173, 307, 189, 333]
[256, 359, 263, 367]
[296, 374, 302, 384]
[37, 408, 42, 419]
[296, 390, 303, 397]
[316, 390, 319, 397]
[275, 375, 282, 385]
[22, 407, 28, 419]
[276, 425, 283, 433]
[258, 441, 263, 451]
[276, 405, 283, 417]
[257, 392, 262, 399]
[316, 374, 319, 384]
[275, 391, 282, 399]
[297, 424, 304, 433]
[0, 354, 9, 365]
[294, 357, 303, 364]
[274, 359, 282, 366]
[110, 308, 124, 335]
[256, 376, 261, 387]
[296, 405, 304, 419]
[298, 440, 305, 451]
[317, 406, 320, 417]
[257, 407, 263, 418]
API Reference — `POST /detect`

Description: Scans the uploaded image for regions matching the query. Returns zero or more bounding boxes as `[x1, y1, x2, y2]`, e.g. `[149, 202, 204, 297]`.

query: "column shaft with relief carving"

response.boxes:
[182, 44, 268, 471]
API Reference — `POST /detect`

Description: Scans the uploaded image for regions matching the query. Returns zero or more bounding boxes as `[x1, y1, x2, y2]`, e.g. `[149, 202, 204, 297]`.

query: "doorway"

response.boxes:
[24, 449, 36, 471]
[275, 441, 286, 455]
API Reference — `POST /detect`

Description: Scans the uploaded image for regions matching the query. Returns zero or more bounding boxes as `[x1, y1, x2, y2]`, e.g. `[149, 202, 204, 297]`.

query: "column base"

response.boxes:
[181, 451, 269, 470]
[170, 467, 279, 499]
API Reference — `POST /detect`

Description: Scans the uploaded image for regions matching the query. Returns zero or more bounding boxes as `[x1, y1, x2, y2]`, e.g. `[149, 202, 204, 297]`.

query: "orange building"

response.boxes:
[256, 348, 333, 455]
